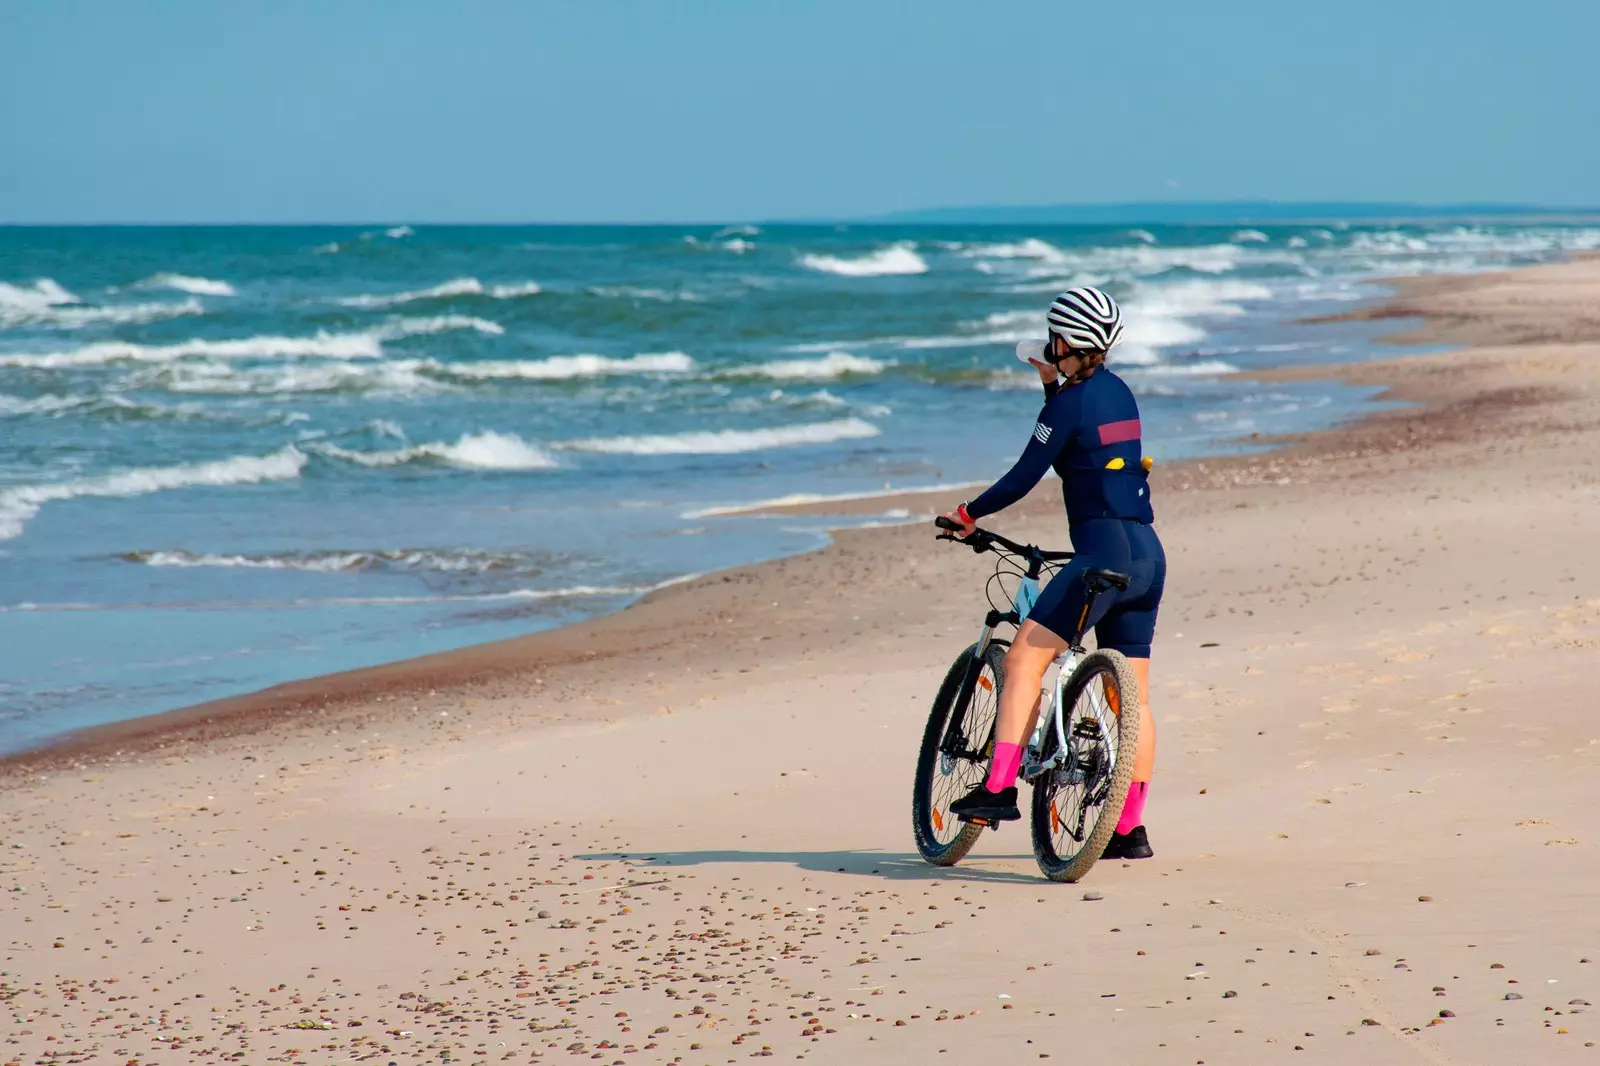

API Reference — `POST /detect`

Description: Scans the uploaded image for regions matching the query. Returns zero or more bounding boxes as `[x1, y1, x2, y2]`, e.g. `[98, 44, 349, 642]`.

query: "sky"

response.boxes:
[2, 0, 1596, 223]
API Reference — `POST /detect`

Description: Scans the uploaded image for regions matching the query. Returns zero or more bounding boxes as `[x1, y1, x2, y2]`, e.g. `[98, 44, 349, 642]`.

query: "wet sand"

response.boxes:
[3, 259, 1598, 1064]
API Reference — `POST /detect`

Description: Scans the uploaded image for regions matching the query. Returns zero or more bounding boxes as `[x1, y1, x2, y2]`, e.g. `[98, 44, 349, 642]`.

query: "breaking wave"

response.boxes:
[717, 352, 889, 380]
[311, 430, 557, 470]
[136, 273, 236, 297]
[799, 242, 928, 277]
[437, 351, 694, 381]
[0, 446, 307, 542]
[337, 277, 542, 307]
[557, 417, 881, 456]
[122, 546, 542, 575]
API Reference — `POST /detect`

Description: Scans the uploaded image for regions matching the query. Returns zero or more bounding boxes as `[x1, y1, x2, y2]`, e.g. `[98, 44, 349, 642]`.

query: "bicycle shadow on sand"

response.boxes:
[575, 849, 1053, 886]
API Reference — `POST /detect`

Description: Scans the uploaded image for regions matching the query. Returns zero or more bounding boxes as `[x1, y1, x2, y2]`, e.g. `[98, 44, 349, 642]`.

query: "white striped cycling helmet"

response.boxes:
[1047, 286, 1124, 352]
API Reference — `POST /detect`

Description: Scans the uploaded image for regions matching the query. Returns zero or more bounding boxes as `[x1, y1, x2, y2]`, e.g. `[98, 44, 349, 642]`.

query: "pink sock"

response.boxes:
[1117, 780, 1149, 835]
[985, 742, 1023, 793]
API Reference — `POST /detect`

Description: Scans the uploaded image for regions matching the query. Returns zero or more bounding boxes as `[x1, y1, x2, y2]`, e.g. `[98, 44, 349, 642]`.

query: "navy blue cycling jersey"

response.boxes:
[966, 368, 1154, 525]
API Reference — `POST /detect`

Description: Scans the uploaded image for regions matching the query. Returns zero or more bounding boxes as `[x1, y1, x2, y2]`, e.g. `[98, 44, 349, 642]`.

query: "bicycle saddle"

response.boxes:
[1084, 568, 1131, 592]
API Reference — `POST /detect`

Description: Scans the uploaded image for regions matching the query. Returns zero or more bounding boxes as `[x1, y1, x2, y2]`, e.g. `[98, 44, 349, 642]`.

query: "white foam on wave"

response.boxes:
[385, 225, 414, 239]
[718, 352, 888, 381]
[1126, 359, 1240, 377]
[1114, 279, 1276, 365]
[1, 315, 499, 370]
[313, 430, 557, 471]
[558, 417, 881, 456]
[439, 351, 694, 381]
[721, 238, 755, 254]
[142, 360, 439, 396]
[1231, 229, 1270, 244]
[955, 237, 1070, 263]
[137, 273, 236, 297]
[1, 278, 203, 329]
[714, 225, 761, 239]
[799, 242, 928, 277]
[337, 277, 543, 308]
[122, 546, 539, 574]
[0, 330, 384, 369]
[0, 446, 307, 542]
[379, 314, 504, 338]
[0, 278, 79, 311]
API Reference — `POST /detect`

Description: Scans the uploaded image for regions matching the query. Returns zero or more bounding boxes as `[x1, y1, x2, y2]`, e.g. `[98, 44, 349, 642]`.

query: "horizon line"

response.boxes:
[4, 198, 1600, 228]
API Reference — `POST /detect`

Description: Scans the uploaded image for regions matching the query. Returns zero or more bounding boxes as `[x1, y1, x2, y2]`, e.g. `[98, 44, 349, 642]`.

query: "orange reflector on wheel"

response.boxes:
[1105, 681, 1122, 717]
[1050, 803, 1061, 834]
[977, 675, 993, 692]
[932, 809, 944, 832]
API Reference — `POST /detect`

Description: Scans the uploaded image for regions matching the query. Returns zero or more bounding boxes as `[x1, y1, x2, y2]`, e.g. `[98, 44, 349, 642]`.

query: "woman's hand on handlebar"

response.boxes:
[937, 509, 976, 539]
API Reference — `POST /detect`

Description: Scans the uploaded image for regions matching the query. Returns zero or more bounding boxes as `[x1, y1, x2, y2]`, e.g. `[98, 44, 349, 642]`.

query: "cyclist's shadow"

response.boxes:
[575, 849, 1049, 885]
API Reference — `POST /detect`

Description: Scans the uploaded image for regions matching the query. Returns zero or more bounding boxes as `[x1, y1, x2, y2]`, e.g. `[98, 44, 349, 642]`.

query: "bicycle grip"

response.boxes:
[934, 515, 967, 532]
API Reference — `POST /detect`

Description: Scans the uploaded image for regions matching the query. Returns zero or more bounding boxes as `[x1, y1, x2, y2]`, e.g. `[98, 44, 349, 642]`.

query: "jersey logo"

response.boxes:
[1033, 422, 1052, 445]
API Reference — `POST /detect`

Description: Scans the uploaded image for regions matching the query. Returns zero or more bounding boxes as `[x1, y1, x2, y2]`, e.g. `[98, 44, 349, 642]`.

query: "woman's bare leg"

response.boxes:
[995, 620, 1069, 749]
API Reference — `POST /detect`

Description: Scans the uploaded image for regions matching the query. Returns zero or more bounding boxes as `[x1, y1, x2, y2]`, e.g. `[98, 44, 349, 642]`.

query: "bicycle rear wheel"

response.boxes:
[912, 642, 1006, 866]
[1029, 649, 1140, 882]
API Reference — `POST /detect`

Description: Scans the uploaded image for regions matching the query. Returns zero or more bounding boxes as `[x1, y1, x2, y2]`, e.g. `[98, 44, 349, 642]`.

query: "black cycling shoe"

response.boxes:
[1102, 824, 1153, 860]
[949, 784, 1020, 823]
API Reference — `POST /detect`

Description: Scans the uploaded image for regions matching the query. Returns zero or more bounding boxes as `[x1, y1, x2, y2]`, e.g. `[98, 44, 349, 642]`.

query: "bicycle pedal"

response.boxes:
[959, 815, 992, 828]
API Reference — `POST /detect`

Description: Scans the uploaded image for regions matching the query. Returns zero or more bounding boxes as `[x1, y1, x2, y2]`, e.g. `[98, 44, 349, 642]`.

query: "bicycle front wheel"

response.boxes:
[912, 642, 1006, 866]
[1029, 649, 1141, 882]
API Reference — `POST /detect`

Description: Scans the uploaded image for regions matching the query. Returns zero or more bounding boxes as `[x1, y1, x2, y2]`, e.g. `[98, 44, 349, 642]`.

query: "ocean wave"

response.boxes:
[557, 417, 881, 456]
[799, 242, 928, 277]
[714, 224, 761, 238]
[722, 238, 755, 254]
[587, 285, 703, 302]
[136, 273, 236, 297]
[0, 278, 203, 329]
[956, 237, 1070, 263]
[140, 360, 439, 396]
[378, 314, 504, 338]
[0, 330, 384, 368]
[0, 391, 264, 423]
[1231, 229, 1270, 244]
[437, 351, 695, 381]
[385, 225, 414, 239]
[337, 277, 542, 308]
[1125, 359, 1240, 377]
[122, 546, 542, 575]
[0, 278, 77, 312]
[311, 430, 557, 470]
[717, 352, 888, 380]
[0, 446, 307, 542]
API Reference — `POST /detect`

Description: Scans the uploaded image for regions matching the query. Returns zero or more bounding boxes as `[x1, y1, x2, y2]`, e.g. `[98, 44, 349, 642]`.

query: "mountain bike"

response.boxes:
[911, 516, 1141, 882]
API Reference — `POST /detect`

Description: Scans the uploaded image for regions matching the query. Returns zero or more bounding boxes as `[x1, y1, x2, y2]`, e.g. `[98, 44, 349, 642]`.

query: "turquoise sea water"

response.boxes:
[3, 221, 1597, 752]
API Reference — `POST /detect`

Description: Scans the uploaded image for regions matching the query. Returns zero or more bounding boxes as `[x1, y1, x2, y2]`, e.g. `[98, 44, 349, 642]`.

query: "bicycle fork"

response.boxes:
[937, 576, 1041, 760]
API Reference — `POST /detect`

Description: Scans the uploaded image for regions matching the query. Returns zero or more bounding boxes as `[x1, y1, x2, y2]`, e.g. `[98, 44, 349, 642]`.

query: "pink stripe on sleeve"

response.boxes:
[1098, 418, 1141, 445]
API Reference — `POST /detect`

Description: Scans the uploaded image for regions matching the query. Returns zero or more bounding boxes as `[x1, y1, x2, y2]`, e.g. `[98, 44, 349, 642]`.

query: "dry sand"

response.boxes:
[3, 260, 1598, 1064]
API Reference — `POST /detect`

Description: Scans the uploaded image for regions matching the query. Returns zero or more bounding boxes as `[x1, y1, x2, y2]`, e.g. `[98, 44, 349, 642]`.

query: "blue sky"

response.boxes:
[2, 0, 1595, 223]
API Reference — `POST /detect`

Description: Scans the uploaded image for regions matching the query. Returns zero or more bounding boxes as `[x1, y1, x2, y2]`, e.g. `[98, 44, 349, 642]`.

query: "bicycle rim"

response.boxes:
[912, 642, 1006, 865]
[1029, 649, 1140, 882]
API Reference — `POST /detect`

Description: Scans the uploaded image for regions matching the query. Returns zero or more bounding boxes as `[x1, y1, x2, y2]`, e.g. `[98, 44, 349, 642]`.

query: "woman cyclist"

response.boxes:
[942, 286, 1164, 860]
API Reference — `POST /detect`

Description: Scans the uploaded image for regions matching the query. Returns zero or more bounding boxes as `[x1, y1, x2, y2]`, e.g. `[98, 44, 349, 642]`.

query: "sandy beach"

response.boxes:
[4, 258, 1599, 1064]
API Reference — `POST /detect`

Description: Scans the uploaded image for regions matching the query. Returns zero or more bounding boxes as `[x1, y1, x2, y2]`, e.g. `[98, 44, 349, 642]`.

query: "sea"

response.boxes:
[4, 221, 1598, 753]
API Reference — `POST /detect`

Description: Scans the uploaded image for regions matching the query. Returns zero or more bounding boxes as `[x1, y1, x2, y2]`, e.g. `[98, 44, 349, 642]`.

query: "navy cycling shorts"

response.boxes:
[1029, 518, 1166, 657]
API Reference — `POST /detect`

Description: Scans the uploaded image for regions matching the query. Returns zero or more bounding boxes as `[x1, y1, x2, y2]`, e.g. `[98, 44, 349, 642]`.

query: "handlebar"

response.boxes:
[934, 515, 1075, 566]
